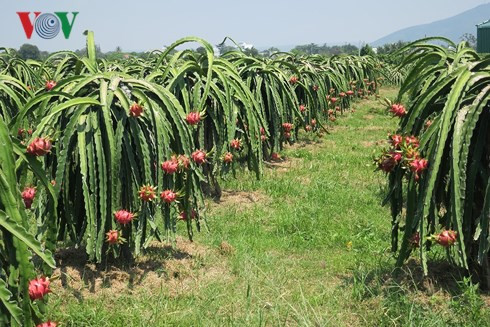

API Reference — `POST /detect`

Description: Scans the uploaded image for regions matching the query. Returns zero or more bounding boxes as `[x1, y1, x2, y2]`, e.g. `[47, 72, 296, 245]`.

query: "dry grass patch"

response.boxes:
[53, 237, 233, 300]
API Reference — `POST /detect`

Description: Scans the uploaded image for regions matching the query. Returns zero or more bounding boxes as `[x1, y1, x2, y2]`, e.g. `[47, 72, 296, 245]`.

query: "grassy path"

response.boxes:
[51, 87, 489, 326]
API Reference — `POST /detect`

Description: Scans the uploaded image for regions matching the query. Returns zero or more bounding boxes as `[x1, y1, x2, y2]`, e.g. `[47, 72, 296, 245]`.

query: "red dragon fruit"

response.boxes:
[282, 122, 293, 132]
[114, 209, 135, 225]
[106, 230, 120, 245]
[405, 136, 419, 148]
[185, 112, 201, 125]
[177, 154, 190, 170]
[138, 185, 157, 202]
[409, 232, 420, 248]
[161, 158, 179, 174]
[389, 134, 403, 149]
[191, 150, 207, 165]
[289, 76, 298, 85]
[305, 125, 312, 132]
[37, 321, 57, 327]
[129, 103, 143, 117]
[311, 119, 317, 127]
[223, 152, 233, 163]
[45, 80, 57, 91]
[160, 189, 177, 203]
[410, 158, 428, 181]
[299, 104, 306, 113]
[435, 230, 457, 247]
[330, 97, 338, 104]
[230, 139, 242, 150]
[339, 92, 346, 98]
[21, 186, 36, 209]
[28, 277, 51, 300]
[27, 137, 52, 156]
[389, 104, 406, 118]
[179, 209, 197, 221]
[346, 90, 354, 96]
[271, 152, 281, 161]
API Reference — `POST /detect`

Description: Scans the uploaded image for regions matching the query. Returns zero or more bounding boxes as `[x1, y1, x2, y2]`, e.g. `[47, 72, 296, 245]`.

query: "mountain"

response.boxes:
[372, 3, 490, 46]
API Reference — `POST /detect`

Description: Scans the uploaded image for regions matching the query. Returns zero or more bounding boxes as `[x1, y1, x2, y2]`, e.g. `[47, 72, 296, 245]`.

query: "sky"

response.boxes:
[0, 0, 488, 52]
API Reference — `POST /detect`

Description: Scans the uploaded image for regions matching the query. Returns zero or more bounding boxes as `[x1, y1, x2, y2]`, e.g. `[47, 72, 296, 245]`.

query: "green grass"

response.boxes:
[48, 87, 490, 326]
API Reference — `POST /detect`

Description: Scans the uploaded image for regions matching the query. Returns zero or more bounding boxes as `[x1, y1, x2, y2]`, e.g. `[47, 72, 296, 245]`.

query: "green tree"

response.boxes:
[18, 43, 40, 60]
[360, 44, 375, 56]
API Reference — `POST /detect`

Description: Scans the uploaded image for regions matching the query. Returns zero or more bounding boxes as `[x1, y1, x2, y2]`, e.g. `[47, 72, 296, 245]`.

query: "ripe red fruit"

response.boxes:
[37, 321, 57, 327]
[271, 152, 281, 161]
[106, 230, 119, 244]
[389, 104, 406, 118]
[114, 209, 134, 225]
[261, 135, 267, 142]
[282, 123, 293, 132]
[339, 92, 346, 97]
[311, 119, 317, 127]
[299, 105, 306, 113]
[435, 230, 457, 247]
[138, 185, 157, 202]
[160, 189, 177, 203]
[27, 137, 52, 156]
[409, 232, 420, 248]
[179, 209, 197, 221]
[378, 156, 397, 173]
[223, 152, 233, 163]
[410, 158, 428, 181]
[18, 128, 25, 138]
[191, 150, 207, 165]
[425, 120, 432, 129]
[405, 136, 419, 148]
[45, 80, 57, 91]
[28, 277, 50, 300]
[330, 97, 338, 104]
[391, 151, 402, 163]
[289, 76, 298, 85]
[389, 134, 403, 149]
[260, 127, 265, 135]
[305, 125, 312, 132]
[230, 139, 242, 150]
[161, 158, 179, 174]
[129, 103, 143, 117]
[177, 154, 190, 170]
[21, 187, 36, 209]
[185, 112, 201, 125]
[346, 90, 354, 96]
[335, 106, 340, 112]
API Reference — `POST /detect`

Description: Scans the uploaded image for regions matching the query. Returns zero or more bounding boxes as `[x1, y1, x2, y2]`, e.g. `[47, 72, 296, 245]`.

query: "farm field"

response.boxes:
[47, 87, 490, 326]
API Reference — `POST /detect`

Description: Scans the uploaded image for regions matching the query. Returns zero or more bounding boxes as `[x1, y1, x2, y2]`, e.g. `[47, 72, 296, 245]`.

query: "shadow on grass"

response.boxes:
[55, 244, 193, 300]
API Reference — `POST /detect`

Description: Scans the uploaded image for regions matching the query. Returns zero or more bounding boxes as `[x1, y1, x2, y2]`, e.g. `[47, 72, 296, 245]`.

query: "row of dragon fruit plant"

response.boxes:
[0, 32, 383, 325]
[376, 37, 490, 289]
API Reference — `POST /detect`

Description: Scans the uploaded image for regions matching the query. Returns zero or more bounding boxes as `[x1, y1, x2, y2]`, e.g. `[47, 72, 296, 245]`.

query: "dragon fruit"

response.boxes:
[129, 103, 143, 117]
[27, 137, 52, 156]
[28, 277, 50, 300]
[186, 112, 201, 125]
[114, 210, 135, 225]
[45, 80, 57, 91]
[223, 152, 233, 163]
[161, 158, 179, 174]
[191, 150, 207, 165]
[138, 185, 157, 202]
[21, 187, 36, 209]
[160, 189, 177, 203]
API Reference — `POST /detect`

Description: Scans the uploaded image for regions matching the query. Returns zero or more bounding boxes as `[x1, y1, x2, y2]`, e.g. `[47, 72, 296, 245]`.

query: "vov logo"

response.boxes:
[17, 12, 79, 39]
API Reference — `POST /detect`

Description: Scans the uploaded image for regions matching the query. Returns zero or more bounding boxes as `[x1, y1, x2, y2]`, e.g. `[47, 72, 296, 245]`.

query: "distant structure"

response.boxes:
[477, 20, 490, 53]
